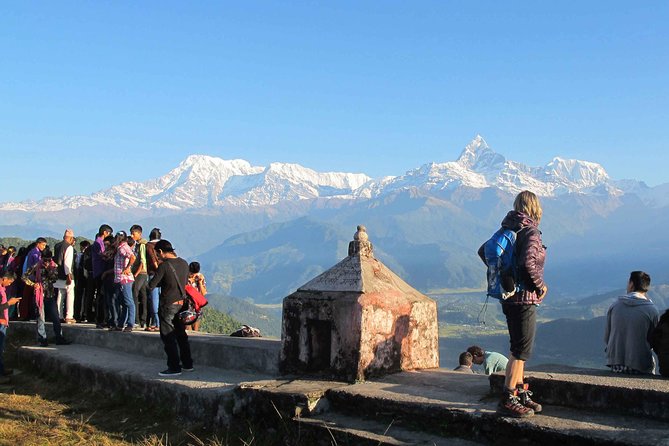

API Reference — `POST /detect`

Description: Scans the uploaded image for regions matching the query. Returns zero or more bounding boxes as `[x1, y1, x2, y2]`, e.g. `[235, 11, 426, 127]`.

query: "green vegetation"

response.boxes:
[198, 306, 242, 336]
[205, 294, 281, 338]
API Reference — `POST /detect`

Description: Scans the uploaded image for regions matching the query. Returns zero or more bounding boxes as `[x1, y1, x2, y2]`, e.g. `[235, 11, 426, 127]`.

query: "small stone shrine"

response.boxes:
[280, 225, 439, 382]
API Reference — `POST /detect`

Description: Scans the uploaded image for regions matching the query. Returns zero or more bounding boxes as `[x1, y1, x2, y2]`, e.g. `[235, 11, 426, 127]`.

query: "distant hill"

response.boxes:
[204, 293, 281, 338]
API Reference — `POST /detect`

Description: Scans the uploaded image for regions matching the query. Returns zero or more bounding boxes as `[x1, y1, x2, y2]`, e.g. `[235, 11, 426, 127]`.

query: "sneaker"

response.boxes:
[55, 338, 72, 345]
[498, 390, 534, 418]
[39, 339, 49, 347]
[158, 369, 182, 377]
[182, 366, 194, 372]
[65, 318, 76, 324]
[517, 384, 542, 414]
[123, 327, 133, 333]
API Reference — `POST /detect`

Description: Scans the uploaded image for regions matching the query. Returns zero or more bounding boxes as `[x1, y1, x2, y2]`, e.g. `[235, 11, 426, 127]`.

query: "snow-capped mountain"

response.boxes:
[0, 136, 652, 212]
[356, 135, 619, 198]
[0, 155, 371, 212]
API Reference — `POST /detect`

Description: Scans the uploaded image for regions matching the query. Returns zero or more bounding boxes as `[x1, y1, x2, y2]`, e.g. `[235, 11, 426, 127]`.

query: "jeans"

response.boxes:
[36, 297, 63, 342]
[0, 324, 6, 374]
[159, 302, 192, 371]
[148, 274, 160, 328]
[103, 279, 117, 328]
[116, 282, 135, 328]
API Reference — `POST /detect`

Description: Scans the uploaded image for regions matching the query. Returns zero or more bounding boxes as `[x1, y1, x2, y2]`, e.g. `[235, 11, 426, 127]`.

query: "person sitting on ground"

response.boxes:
[605, 271, 659, 374]
[467, 345, 508, 375]
[23, 248, 71, 346]
[0, 271, 22, 383]
[453, 352, 474, 373]
[651, 308, 669, 377]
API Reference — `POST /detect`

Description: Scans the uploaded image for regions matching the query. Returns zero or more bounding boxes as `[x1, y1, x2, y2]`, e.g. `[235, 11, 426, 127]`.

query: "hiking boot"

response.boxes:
[498, 390, 534, 418]
[517, 384, 542, 414]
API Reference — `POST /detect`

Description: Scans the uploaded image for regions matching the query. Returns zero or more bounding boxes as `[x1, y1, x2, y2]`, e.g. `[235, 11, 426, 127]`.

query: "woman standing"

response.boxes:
[113, 232, 136, 332]
[496, 190, 547, 418]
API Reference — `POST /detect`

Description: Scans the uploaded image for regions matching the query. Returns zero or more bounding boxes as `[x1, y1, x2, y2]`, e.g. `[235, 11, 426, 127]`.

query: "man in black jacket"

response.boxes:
[148, 240, 193, 377]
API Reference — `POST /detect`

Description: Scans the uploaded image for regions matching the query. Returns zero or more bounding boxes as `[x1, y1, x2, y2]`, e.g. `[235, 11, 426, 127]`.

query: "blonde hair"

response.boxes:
[514, 190, 543, 223]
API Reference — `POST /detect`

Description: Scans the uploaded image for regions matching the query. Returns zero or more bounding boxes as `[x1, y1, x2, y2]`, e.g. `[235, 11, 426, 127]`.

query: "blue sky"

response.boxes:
[1, 2, 667, 201]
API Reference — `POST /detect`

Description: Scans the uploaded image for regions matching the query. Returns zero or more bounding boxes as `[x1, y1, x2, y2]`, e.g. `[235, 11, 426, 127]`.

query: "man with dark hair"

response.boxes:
[467, 345, 508, 375]
[89, 224, 113, 327]
[74, 240, 91, 321]
[130, 225, 149, 328]
[19, 237, 47, 321]
[148, 239, 193, 376]
[454, 352, 474, 373]
[605, 271, 659, 374]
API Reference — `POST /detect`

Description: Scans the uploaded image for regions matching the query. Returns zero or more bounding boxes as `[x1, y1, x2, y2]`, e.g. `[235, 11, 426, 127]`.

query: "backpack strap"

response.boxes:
[166, 261, 186, 299]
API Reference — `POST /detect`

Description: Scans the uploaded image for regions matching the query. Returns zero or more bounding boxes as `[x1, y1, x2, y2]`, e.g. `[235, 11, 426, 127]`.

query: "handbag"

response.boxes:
[167, 262, 201, 326]
[185, 283, 208, 311]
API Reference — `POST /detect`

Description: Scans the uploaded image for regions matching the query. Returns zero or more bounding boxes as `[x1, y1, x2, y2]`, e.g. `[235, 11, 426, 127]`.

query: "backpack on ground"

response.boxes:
[230, 325, 262, 337]
[480, 227, 520, 300]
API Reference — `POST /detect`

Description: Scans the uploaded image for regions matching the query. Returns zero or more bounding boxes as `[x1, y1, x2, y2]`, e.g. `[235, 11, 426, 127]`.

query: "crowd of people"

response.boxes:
[0, 224, 208, 380]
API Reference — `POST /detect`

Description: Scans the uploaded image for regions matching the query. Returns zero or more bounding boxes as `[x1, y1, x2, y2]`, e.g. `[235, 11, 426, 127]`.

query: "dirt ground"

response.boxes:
[0, 338, 269, 446]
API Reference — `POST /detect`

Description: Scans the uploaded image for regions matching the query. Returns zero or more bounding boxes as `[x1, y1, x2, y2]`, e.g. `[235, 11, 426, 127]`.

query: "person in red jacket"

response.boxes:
[496, 190, 548, 418]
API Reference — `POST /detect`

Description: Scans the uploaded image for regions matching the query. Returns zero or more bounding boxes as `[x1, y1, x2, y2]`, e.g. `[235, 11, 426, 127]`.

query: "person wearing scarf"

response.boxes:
[23, 249, 71, 346]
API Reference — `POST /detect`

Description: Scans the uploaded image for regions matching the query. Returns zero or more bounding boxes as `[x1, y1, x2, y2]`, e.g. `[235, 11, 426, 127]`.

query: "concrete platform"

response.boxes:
[326, 369, 669, 446]
[490, 364, 669, 421]
[16, 343, 275, 426]
[9, 321, 280, 374]
[8, 325, 669, 445]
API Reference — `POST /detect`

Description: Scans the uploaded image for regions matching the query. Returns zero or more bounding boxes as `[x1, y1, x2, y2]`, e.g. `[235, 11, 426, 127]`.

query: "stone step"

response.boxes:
[15, 343, 275, 427]
[298, 412, 485, 446]
[9, 321, 281, 374]
[489, 364, 669, 421]
[325, 369, 669, 446]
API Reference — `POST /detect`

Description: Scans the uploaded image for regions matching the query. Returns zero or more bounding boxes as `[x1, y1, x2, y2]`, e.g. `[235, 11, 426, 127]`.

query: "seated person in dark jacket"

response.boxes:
[651, 308, 669, 377]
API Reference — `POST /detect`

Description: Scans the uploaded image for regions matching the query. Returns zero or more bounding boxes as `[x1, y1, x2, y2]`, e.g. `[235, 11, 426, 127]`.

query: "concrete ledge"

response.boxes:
[489, 364, 669, 421]
[15, 344, 266, 427]
[10, 321, 281, 374]
[325, 369, 669, 446]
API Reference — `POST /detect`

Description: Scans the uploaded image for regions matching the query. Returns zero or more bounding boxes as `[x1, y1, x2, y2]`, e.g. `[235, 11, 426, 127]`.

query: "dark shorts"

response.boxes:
[502, 303, 537, 361]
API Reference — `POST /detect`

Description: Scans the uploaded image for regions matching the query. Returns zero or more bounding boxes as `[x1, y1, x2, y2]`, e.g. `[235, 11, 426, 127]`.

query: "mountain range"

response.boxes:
[2, 136, 669, 304]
